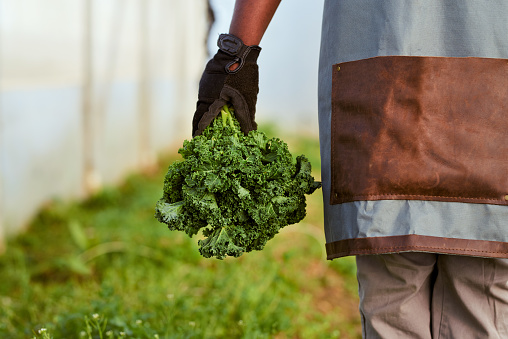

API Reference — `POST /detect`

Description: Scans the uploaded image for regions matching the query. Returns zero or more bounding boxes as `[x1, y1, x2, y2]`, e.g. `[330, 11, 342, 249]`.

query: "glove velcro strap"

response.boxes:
[218, 33, 261, 74]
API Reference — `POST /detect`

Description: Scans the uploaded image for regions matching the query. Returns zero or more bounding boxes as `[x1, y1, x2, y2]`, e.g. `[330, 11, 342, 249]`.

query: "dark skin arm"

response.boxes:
[229, 0, 281, 46]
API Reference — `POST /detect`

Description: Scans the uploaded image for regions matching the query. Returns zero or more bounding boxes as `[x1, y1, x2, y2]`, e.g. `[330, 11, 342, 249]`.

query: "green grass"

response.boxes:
[0, 128, 361, 339]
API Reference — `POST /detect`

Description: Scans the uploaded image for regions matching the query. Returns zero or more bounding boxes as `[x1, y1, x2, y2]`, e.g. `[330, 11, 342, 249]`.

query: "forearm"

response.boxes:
[229, 0, 281, 46]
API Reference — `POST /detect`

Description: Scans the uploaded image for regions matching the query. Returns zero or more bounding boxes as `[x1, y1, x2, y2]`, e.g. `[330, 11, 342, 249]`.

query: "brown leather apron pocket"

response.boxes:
[330, 56, 508, 205]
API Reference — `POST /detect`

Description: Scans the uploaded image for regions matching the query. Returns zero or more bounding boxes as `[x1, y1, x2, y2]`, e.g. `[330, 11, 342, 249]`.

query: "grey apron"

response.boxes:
[318, 0, 508, 259]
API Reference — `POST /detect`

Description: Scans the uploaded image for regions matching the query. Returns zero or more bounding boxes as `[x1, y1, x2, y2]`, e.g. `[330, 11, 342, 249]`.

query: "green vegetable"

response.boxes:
[155, 105, 321, 259]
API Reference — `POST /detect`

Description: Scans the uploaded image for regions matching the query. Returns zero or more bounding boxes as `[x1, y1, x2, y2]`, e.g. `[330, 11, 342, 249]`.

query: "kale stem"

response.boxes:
[224, 105, 236, 129]
[221, 106, 228, 128]
[221, 105, 238, 137]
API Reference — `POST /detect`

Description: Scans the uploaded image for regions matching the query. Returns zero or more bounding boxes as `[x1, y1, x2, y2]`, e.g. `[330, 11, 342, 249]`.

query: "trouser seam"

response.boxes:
[357, 260, 368, 338]
[435, 258, 445, 339]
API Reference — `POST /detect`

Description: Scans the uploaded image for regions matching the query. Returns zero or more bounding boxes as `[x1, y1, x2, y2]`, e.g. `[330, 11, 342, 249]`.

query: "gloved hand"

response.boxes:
[193, 33, 261, 136]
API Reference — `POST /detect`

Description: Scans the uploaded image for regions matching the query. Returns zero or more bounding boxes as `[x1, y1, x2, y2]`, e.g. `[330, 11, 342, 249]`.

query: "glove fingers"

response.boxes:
[194, 86, 257, 136]
[192, 55, 229, 136]
[193, 97, 213, 132]
[222, 85, 257, 134]
[193, 99, 228, 136]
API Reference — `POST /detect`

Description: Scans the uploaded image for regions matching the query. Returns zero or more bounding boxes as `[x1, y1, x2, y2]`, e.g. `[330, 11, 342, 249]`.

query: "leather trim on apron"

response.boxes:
[330, 56, 508, 205]
[326, 234, 508, 260]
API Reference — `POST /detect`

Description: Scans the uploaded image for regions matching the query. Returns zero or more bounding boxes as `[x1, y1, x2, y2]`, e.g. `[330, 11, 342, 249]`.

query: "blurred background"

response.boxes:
[0, 0, 323, 249]
[0, 1, 363, 337]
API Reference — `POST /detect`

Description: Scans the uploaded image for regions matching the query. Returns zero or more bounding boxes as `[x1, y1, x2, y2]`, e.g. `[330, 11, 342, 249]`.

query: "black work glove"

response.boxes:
[193, 33, 261, 136]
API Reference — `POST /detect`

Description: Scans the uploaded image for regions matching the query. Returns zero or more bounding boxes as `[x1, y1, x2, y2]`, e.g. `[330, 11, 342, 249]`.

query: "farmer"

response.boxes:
[193, 0, 508, 337]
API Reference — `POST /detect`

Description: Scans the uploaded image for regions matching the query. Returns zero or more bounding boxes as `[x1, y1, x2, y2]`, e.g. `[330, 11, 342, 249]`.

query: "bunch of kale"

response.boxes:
[155, 106, 321, 259]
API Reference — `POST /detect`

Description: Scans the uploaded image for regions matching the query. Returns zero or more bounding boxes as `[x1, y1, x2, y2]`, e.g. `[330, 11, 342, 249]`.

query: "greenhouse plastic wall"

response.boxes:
[0, 0, 209, 252]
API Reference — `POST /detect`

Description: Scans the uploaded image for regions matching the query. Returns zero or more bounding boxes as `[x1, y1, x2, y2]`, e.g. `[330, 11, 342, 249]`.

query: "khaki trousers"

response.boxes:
[356, 253, 508, 339]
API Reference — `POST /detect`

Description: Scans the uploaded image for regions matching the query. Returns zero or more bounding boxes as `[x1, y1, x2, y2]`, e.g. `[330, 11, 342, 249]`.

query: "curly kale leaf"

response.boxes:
[155, 105, 321, 259]
[198, 227, 245, 259]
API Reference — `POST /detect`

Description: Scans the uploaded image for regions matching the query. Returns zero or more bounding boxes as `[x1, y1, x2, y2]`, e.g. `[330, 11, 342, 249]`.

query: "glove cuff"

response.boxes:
[217, 33, 261, 74]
